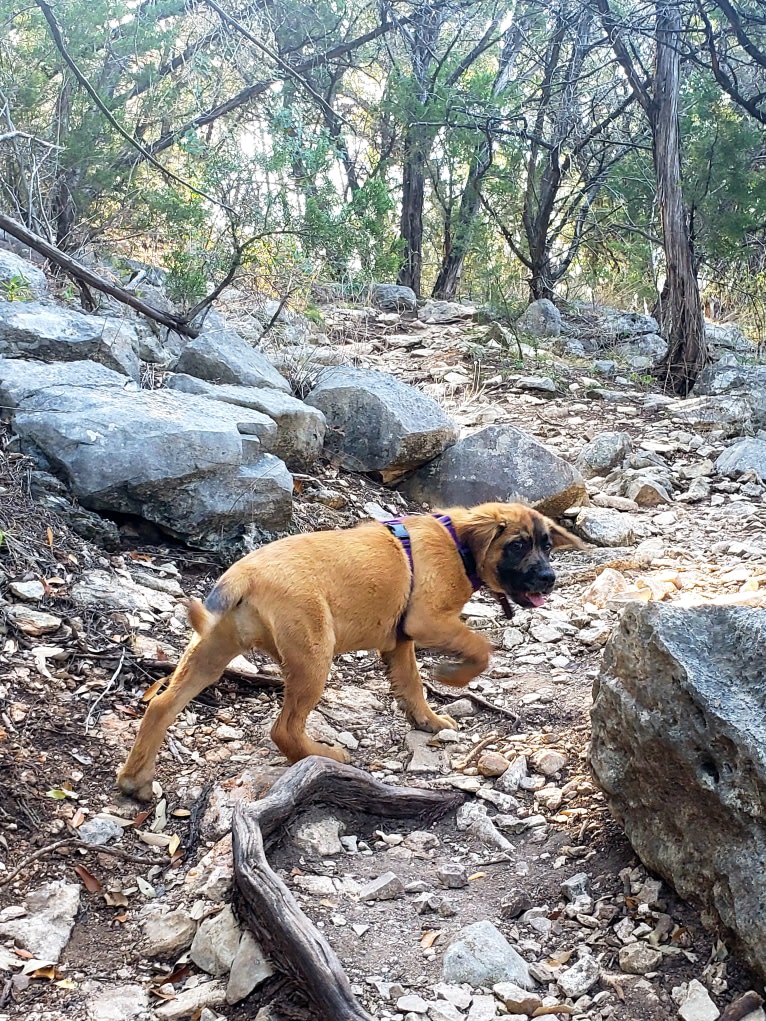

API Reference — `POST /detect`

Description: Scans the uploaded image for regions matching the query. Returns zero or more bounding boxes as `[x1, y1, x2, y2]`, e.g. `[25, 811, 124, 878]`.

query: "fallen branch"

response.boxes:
[232, 756, 464, 1021]
[138, 655, 282, 688]
[0, 838, 163, 889]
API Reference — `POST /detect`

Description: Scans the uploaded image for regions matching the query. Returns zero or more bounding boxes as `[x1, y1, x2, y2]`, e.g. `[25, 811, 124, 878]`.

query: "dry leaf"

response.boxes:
[141, 678, 165, 702]
[46, 787, 78, 801]
[74, 864, 103, 894]
[468, 871, 486, 881]
[132, 810, 151, 828]
[55, 978, 77, 989]
[136, 830, 172, 847]
[46, 526, 54, 548]
[168, 834, 181, 856]
[171, 808, 191, 818]
[104, 891, 130, 907]
[71, 808, 86, 828]
[419, 930, 442, 949]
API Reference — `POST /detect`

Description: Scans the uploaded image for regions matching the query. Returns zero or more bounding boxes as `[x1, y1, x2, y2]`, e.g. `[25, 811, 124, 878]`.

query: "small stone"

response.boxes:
[226, 930, 273, 1004]
[560, 872, 591, 901]
[406, 730, 448, 772]
[359, 872, 405, 902]
[497, 755, 527, 793]
[618, 942, 663, 975]
[432, 982, 472, 1009]
[678, 979, 720, 1021]
[442, 698, 475, 718]
[442, 920, 531, 988]
[190, 906, 241, 976]
[8, 579, 45, 601]
[574, 507, 637, 547]
[557, 954, 601, 997]
[502, 627, 524, 650]
[428, 1003, 465, 1021]
[500, 889, 532, 919]
[398, 993, 429, 1013]
[141, 905, 198, 957]
[478, 751, 511, 777]
[214, 724, 243, 741]
[529, 749, 568, 776]
[84, 982, 148, 1021]
[535, 785, 563, 811]
[437, 862, 469, 889]
[467, 993, 497, 1020]
[582, 568, 630, 609]
[5, 605, 63, 636]
[493, 982, 543, 1014]
[0, 880, 80, 962]
[293, 814, 343, 856]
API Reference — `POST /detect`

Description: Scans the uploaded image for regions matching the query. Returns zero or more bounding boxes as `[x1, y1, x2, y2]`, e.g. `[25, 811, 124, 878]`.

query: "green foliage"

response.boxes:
[0, 275, 34, 301]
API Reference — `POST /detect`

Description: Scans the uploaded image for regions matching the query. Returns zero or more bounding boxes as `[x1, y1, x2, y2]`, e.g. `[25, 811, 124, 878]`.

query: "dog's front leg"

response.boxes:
[407, 616, 492, 688]
[381, 640, 458, 732]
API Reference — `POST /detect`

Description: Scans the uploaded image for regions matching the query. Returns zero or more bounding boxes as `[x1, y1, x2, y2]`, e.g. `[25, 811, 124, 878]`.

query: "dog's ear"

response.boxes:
[547, 520, 586, 550]
[464, 511, 509, 564]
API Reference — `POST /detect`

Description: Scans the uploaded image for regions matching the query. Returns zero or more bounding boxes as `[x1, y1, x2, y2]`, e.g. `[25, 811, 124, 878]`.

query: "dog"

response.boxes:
[117, 502, 583, 800]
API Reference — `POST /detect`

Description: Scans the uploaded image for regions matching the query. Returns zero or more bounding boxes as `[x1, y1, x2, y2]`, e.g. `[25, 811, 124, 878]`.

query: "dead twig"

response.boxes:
[452, 732, 501, 771]
[424, 679, 520, 725]
[0, 838, 164, 889]
[84, 648, 126, 733]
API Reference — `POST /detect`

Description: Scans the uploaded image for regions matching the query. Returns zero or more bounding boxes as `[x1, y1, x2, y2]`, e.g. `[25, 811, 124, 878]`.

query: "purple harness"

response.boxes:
[382, 513, 482, 638]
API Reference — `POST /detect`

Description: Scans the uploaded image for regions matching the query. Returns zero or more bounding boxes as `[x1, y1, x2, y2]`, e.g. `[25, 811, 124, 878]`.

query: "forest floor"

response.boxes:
[1, 309, 765, 1021]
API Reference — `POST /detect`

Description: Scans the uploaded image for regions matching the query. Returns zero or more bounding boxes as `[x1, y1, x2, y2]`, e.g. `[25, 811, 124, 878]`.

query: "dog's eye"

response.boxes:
[541, 539, 553, 554]
[506, 537, 526, 551]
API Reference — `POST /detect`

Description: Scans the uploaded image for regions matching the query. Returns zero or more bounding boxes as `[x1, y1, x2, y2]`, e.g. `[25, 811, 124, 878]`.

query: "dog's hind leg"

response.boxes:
[381, 640, 457, 732]
[117, 627, 242, 801]
[271, 637, 348, 764]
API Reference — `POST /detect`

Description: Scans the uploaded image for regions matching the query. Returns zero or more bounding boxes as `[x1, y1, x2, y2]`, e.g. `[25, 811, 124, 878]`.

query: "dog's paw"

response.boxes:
[411, 711, 458, 733]
[317, 743, 351, 765]
[433, 712, 458, 731]
[116, 771, 155, 803]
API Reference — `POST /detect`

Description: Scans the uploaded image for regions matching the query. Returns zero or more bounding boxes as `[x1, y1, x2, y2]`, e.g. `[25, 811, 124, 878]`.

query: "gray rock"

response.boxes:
[678, 979, 720, 1021]
[155, 981, 227, 1020]
[557, 954, 600, 997]
[305, 366, 457, 480]
[493, 982, 542, 1015]
[175, 310, 290, 392]
[399, 424, 587, 518]
[574, 507, 636, 547]
[516, 299, 561, 338]
[607, 310, 660, 339]
[515, 375, 557, 394]
[590, 603, 766, 981]
[292, 813, 344, 856]
[418, 300, 476, 324]
[500, 888, 532, 919]
[78, 816, 124, 846]
[716, 438, 766, 480]
[84, 981, 148, 1021]
[437, 863, 468, 889]
[695, 361, 766, 397]
[8, 579, 45, 600]
[560, 872, 590, 901]
[190, 905, 242, 976]
[0, 358, 292, 549]
[359, 872, 405, 902]
[0, 300, 139, 379]
[0, 880, 80, 962]
[624, 478, 672, 506]
[669, 395, 752, 437]
[592, 359, 616, 376]
[0, 251, 49, 299]
[705, 322, 752, 353]
[226, 930, 273, 1004]
[576, 431, 633, 478]
[167, 373, 326, 468]
[405, 730, 449, 772]
[617, 942, 662, 975]
[442, 920, 531, 988]
[370, 283, 417, 312]
[141, 906, 198, 957]
[398, 993, 429, 1013]
[615, 332, 667, 361]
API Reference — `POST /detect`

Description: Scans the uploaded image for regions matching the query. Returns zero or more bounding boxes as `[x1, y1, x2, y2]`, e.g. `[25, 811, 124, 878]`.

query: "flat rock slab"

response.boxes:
[305, 365, 458, 480]
[590, 602, 766, 980]
[399, 424, 586, 518]
[0, 880, 80, 962]
[167, 372, 326, 468]
[0, 299, 139, 379]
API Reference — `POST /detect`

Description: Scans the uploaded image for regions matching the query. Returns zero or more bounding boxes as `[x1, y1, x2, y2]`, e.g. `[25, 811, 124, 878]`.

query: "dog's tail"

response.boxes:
[186, 573, 249, 637]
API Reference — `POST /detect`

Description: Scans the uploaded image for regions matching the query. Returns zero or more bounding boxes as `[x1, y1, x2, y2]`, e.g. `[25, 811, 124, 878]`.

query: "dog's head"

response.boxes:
[461, 502, 585, 609]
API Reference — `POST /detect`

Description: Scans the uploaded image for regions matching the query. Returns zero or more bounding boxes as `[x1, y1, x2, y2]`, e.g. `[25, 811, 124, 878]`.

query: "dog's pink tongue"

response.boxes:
[527, 593, 546, 607]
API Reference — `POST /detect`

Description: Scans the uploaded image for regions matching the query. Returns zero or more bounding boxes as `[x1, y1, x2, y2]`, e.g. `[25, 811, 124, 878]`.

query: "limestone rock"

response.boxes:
[226, 930, 274, 1004]
[167, 373, 326, 468]
[575, 507, 637, 547]
[441, 920, 531, 988]
[174, 309, 290, 392]
[400, 424, 587, 518]
[0, 251, 48, 299]
[305, 366, 457, 480]
[617, 942, 662, 975]
[0, 300, 140, 379]
[678, 979, 720, 1021]
[716, 438, 766, 480]
[590, 603, 766, 980]
[418, 300, 476, 324]
[557, 953, 600, 996]
[370, 283, 417, 311]
[516, 299, 561, 337]
[669, 395, 752, 437]
[576, 431, 633, 478]
[0, 880, 80, 962]
[190, 905, 242, 976]
[84, 981, 148, 1021]
[141, 905, 198, 958]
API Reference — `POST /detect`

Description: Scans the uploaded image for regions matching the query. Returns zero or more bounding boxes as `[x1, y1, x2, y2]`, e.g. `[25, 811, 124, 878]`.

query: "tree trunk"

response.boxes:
[432, 139, 492, 299]
[397, 127, 429, 294]
[652, 0, 707, 395]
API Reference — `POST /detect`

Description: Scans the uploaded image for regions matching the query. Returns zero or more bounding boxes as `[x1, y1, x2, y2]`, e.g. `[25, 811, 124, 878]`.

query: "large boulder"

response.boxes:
[305, 366, 458, 481]
[399, 425, 587, 517]
[167, 374, 326, 469]
[370, 283, 417, 312]
[590, 603, 766, 980]
[0, 357, 292, 549]
[417, 300, 476, 324]
[704, 322, 752, 354]
[695, 362, 766, 430]
[0, 300, 140, 379]
[0, 250, 49, 299]
[516, 299, 561, 338]
[174, 309, 290, 392]
[668, 395, 752, 437]
[715, 438, 766, 479]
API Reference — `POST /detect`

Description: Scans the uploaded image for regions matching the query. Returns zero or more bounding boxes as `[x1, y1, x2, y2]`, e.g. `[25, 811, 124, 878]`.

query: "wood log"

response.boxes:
[232, 756, 464, 1021]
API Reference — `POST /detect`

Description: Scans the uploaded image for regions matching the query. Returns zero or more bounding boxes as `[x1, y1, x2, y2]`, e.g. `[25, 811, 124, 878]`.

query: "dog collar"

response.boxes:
[382, 514, 482, 592]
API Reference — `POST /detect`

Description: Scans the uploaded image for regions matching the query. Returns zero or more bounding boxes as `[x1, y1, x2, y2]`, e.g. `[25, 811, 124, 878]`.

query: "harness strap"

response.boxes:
[382, 513, 483, 640]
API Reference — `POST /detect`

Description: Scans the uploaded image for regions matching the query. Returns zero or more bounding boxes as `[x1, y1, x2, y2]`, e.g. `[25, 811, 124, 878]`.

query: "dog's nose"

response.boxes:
[535, 566, 556, 592]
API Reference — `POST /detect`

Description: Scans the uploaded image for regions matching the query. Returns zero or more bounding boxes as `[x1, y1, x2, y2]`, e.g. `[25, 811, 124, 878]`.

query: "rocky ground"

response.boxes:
[1, 299, 765, 1021]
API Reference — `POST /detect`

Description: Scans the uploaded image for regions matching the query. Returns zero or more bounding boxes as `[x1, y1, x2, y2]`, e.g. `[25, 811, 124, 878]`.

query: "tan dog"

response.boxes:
[117, 502, 583, 800]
